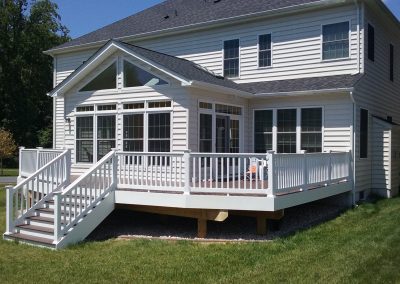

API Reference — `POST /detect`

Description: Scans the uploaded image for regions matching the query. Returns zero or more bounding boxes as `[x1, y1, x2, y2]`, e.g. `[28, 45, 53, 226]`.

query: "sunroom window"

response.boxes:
[301, 108, 322, 153]
[123, 114, 144, 152]
[123, 60, 167, 88]
[76, 117, 94, 163]
[277, 109, 297, 153]
[254, 110, 273, 153]
[322, 22, 349, 60]
[97, 116, 116, 160]
[148, 113, 171, 152]
[80, 63, 117, 92]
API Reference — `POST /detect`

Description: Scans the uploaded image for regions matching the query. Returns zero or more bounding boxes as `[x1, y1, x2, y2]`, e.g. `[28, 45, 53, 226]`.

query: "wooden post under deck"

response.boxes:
[197, 219, 207, 238]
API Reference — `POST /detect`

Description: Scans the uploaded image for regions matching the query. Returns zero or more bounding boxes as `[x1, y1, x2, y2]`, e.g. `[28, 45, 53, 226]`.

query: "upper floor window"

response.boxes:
[259, 34, 272, 68]
[390, 44, 394, 82]
[322, 22, 349, 60]
[223, 39, 239, 78]
[368, 24, 375, 62]
[80, 62, 117, 92]
[123, 60, 167, 88]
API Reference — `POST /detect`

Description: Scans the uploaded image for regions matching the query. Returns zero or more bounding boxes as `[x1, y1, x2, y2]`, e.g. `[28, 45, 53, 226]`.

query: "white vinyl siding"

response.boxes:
[54, 5, 361, 86]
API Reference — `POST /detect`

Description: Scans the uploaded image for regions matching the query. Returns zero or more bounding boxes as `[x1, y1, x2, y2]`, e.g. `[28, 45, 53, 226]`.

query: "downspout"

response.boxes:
[350, 91, 357, 206]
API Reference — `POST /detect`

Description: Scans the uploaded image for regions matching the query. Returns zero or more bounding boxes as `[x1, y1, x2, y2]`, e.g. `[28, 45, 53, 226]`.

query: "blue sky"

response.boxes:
[53, 0, 400, 39]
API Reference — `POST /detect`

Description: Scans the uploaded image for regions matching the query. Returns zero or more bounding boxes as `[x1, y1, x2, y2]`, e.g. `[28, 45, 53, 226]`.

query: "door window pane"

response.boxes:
[277, 109, 297, 153]
[301, 108, 322, 153]
[254, 110, 273, 153]
[80, 63, 117, 92]
[199, 114, 212, 153]
[230, 119, 240, 153]
[97, 116, 116, 160]
[76, 117, 93, 163]
[123, 114, 144, 152]
[148, 113, 170, 152]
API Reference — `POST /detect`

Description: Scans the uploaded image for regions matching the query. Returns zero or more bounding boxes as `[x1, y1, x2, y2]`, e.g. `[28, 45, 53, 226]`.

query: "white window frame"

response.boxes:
[74, 104, 117, 165]
[198, 100, 244, 153]
[121, 57, 170, 91]
[252, 106, 325, 153]
[222, 38, 241, 79]
[257, 33, 273, 69]
[320, 20, 351, 62]
[121, 100, 173, 153]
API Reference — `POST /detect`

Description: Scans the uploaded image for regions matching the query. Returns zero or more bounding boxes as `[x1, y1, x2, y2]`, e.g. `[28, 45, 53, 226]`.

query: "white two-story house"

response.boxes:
[4, 0, 400, 249]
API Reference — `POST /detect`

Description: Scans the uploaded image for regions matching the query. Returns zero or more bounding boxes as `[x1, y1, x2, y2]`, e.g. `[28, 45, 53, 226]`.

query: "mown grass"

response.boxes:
[0, 168, 18, 177]
[0, 188, 399, 283]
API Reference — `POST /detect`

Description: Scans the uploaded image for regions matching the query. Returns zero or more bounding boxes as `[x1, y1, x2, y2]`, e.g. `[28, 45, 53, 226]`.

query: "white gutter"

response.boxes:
[254, 87, 354, 98]
[44, 0, 349, 56]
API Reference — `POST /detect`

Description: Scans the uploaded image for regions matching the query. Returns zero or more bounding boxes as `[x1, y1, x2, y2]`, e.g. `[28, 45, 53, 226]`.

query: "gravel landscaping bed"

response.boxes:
[87, 200, 348, 242]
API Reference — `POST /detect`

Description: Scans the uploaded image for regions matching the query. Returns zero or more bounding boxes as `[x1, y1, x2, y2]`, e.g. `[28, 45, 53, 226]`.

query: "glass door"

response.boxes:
[216, 115, 230, 153]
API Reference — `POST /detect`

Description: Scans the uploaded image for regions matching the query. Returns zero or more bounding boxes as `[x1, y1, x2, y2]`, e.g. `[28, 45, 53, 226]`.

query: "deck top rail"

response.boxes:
[115, 150, 351, 196]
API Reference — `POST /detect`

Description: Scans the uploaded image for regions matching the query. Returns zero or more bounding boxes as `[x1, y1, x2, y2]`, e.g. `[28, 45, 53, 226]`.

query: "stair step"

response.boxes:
[36, 208, 75, 215]
[27, 216, 54, 224]
[27, 216, 66, 225]
[5, 233, 55, 246]
[16, 224, 54, 234]
[46, 200, 87, 208]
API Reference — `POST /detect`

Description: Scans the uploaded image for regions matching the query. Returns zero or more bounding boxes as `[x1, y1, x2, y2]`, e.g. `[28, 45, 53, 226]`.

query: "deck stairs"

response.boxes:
[3, 150, 117, 249]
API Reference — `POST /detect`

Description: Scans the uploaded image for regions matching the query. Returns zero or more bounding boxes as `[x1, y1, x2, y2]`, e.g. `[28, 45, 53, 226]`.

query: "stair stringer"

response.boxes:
[55, 190, 115, 249]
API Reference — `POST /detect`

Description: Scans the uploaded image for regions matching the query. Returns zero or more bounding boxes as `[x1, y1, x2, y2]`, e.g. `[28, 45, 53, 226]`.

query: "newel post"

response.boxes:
[65, 148, 72, 186]
[53, 192, 62, 244]
[36, 147, 43, 171]
[111, 148, 118, 187]
[266, 151, 275, 196]
[301, 150, 308, 190]
[6, 186, 15, 234]
[18, 146, 25, 179]
[183, 149, 191, 195]
[326, 150, 333, 184]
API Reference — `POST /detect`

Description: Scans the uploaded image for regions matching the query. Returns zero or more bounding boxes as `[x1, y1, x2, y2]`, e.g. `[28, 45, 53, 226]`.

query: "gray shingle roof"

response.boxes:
[119, 41, 249, 92]
[51, 0, 321, 51]
[240, 74, 363, 94]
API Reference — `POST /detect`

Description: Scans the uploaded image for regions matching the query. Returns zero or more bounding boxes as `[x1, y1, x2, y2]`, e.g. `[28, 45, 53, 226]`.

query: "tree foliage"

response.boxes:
[0, 128, 17, 174]
[0, 0, 69, 149]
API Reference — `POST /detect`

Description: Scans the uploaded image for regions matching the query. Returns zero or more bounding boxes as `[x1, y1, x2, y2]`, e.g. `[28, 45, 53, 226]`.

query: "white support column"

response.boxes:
[326, 150, 332, 185]
[65, 148, 72, 187]
[36, 147, 43, 171]
[53, 192, 62, 244]
[5, 186, 15, 234]
[18, 146, 25, 179]
[111, 148, 118, 188]
[183, 149, 191, 195]
[266, 151, 275, 196]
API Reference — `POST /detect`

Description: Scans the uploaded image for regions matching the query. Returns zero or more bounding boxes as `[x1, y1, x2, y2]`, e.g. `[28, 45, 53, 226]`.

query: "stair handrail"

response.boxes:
[5, 149, 71, 235]
[53, 150, 117, 242]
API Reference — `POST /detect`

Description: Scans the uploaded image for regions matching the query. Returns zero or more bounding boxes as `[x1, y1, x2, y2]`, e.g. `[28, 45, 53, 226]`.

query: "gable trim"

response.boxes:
[48, 40, 192, 97]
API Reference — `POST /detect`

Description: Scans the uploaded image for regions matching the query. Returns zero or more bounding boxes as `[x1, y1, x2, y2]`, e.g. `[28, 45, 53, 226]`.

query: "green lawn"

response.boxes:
[0, 168, 18, 177]
[0, 189, 399, 283]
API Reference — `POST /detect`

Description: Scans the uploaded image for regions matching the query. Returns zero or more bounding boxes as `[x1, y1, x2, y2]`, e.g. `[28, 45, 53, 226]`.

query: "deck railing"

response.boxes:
[54, 150, 117, 242]
[19, 147, 65, 178]
[114, 150, 351, 196]
[5, 149, 71, 234]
